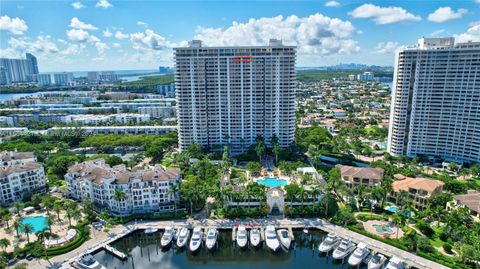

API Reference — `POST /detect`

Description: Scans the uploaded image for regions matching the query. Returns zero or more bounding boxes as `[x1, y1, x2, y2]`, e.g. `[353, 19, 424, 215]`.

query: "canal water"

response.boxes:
[94, 229, 365, 269]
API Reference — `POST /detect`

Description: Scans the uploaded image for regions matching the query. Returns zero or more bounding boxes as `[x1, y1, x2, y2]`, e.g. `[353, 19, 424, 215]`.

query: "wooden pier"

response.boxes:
[103, 244, 127, 260]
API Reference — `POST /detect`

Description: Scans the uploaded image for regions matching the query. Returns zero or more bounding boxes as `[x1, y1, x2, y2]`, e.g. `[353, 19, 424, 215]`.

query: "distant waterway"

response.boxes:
[0, 92, 41, 100]
[94, 229, 363, 269]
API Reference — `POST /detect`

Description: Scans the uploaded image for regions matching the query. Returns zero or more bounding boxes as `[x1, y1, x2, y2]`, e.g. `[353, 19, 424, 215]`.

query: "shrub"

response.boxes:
[443, 243, 453, 254]
[416, 220, 435, 238]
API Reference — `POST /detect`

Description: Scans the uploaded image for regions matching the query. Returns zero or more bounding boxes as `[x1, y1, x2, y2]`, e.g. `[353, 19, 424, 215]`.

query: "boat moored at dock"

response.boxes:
[189, 227, 203, 253]
[318, 232, 340, 253]
[205, 228, 218, 250]
[332, 238, 356, 260]
[236, 225, 248, 249]
[249, 228, 261, 248]
[277, 229, 291, 250]
[176, 227, 190, 249]
[368, 253, 387, 269]
[348, 242, 370, 266]
[265, 225, 280, 252]
[385, 256, 406, 269]
[161, 225, 176, 248]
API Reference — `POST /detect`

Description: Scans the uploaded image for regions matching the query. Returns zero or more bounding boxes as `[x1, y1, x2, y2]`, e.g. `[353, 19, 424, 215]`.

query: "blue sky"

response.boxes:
[1, 0, 479, 72]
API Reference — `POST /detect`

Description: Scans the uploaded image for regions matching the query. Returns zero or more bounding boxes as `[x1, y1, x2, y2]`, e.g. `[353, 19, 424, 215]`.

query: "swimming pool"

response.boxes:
[372, 224, 394, 235]
[257, 177, 287, 188]
[385, 205, 398, 213]
[20, 216, 49, 234]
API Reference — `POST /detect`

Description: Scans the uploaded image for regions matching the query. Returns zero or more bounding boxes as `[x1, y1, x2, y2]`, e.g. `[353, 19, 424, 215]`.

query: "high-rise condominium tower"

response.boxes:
[387, 37, 480, 163]
[174, 39, 296, 154]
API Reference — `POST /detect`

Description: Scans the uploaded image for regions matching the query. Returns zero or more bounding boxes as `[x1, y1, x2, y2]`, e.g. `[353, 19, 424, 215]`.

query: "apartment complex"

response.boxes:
[388, 37, 480, 163]
[174, 39, 296, 154]
[0, 53, 39, 85]
[65, 159, 181, 215]
[336, 164, 384, 190]
[35, 72, 74, 86]
[0, 151, 46, 204]
[391, 174, 444, 209]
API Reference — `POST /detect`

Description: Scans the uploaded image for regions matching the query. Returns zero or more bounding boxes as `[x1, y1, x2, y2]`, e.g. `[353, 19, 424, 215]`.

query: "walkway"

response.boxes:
[20, 218, 450, 269]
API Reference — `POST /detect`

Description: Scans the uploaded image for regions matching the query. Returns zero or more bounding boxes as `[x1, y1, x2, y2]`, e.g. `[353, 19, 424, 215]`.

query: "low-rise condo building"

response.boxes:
[336, 164, 384, 190]
[0, 151, 46, 204]
[391, 174, 444, 209]
[65, 159, 181, 216]
[449, 190, 480, 221]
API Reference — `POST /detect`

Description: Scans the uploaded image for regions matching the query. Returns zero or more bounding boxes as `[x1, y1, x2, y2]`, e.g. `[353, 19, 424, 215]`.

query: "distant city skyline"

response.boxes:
[1, 0, 480, 72]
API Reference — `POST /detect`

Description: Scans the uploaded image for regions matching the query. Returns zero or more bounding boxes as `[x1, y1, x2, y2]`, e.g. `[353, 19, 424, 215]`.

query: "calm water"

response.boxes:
[94, 229, 364, 269]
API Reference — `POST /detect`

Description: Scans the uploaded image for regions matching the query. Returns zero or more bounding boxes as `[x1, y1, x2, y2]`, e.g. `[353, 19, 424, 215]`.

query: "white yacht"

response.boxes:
[265, 225, 280, 252]
[75, 254, 107, 269]
[318, 232, 340, 253]
[144, 227, 158, 235]
[277, 229, 291, 250]
[249, 228, 261, 248]
[205, 228, 218, 250]
[368, 253, 387, 269]
[189, 227, 203, 253]
[176, 227, 190, 248]
[332, 238, 356, 260]
[348, 242, 370, 266]
[385, 256, 406, 269]
[236, 225, 248, 249]
[160, 225, 175, 248]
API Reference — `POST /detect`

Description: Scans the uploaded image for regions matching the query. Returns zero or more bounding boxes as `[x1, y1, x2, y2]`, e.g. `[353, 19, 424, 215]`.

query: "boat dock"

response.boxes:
[61, 218, 448, 269]
[103, 244, 127, 260]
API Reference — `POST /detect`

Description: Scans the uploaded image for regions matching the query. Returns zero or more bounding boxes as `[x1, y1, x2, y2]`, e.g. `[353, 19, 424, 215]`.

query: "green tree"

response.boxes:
[13, 202, 23, 216]
[23, 224, 33, 243]
[169, 184, 179, 213]
[246, 162, 261, 175]
[271, 135, 281, 165]
[53, 202, 62, 221]
[0, 238, 10, 252]
[254, 137, 266, 164]
[13, 221, 20, 238]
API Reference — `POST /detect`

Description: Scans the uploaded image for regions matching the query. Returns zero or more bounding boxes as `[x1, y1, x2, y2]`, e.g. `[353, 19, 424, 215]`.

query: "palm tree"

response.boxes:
[113, 189, 127, 221]
[68, 210, 81, 226]
[2, 214, 11, 229]
[396, 190, 410, 211]
[23, 224, 33, 243]
[392, 213, 406, 239]
[41, 195, 54, 216]
[13, 202, 23, 216]
[13, 221, 20, 238]
[271, 135, 281, 165]
[52, 203, 62, 221]
[254, 137, 266, 164]
[37, 231, 53, 262]
[0, 238, 10, 252]
[169, 184, 179, 213]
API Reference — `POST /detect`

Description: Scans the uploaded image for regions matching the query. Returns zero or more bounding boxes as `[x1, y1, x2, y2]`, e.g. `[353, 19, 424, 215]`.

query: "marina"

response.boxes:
[61, 218, 450, 269]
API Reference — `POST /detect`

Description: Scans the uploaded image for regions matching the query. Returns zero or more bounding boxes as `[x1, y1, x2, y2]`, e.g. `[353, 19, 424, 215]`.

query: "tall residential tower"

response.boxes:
[174, 39, 296, 154]
[387, 37, 480, 163]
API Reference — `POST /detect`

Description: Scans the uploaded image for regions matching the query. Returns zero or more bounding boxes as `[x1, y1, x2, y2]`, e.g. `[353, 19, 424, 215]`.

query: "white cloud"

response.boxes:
[130, 29, 175, 50]
[103, 28, 112, 37]
[69, 17, 97, 30]
[470, 21, 480, 27]
[137, 21, 148, 28]
[96, 0, 113, 9]
[375, 41, 403, 54]
[95, 42, 109, 54]
[194, 14, 360, 56]
[456, 23, 480, 43]
[66, 29, 91, 42]
[71, 2, 85, 9]
[427, 7, 467, 23]
[7, 35, 59, 56]
[112, 42, 121, 48]
[325, 1, 340, 7]
[349, 4, 421, 24]
[430, 29, 445, 37]
[114, 31, 129, 39]
[0, 15, 28, 35]
[61, 43, 86, 55]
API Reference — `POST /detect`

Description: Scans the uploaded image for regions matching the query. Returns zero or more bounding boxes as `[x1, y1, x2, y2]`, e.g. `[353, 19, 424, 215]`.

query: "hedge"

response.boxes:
[112, 210, 188, 224]
[46, 221, 90, 256]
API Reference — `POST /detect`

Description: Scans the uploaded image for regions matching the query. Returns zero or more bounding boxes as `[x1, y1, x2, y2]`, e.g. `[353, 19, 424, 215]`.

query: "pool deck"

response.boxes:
[43, 217, 451, 269]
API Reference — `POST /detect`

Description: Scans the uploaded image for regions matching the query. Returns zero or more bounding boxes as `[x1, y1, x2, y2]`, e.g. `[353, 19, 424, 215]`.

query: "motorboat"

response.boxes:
[176, 227, 190, 248]
[318, 232, 340, 253]
[205, 228, 218, 250]
[161, 225, 175, 248]
[368, 253, 387, 269]
[348, 242, 370, 266]
[144, 227, 158, 235]
[189, 227, 203, 253]
[265, 225, 280, 252]
[75, 254, 107, 269]
[236, 225, 248, 248]
[277, 229, 291, 249]
[332, 238, 356, 260]
[249, 228, 261, 248]
[385, 256, 406, 269]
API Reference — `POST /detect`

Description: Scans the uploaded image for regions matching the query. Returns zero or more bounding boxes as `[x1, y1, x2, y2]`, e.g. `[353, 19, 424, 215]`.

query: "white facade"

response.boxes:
[138, 106, 176, 119]
[68, 113, 151, 125]
[65, 159, 181, 215]
[175, 39, 296, 154]
[47, 125, 176, 135]
[388, 37, 480, 163]
[0, 151, 46, 204]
